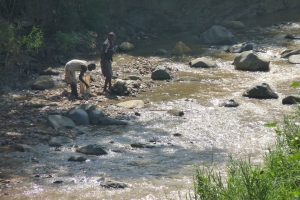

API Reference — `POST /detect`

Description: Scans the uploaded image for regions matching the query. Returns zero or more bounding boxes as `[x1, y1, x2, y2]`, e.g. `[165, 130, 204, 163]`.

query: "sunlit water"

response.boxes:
[2, 8, 300, 199]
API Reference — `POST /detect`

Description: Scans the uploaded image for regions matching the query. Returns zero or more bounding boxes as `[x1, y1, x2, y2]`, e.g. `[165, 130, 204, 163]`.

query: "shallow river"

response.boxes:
[2, 8, 300, 200]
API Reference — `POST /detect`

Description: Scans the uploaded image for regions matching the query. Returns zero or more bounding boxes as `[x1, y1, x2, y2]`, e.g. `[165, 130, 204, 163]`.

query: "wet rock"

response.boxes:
[24, 99, 58, 108]
[234, 51, 270, 71]
[151, 65, 171, 80]
[88, 110, 105, 125]
[67, 156, 87, 162]
[173, 133, 182, 137]
[202, 25, 237, 45]
[78, 104, 97, 114]
[66, 109, 89, 126]
[189, 57, 217, 68]
[282, 96, 300, 104]
[171, 41, 191, 55]
[285, 34, 300, 40]
[53, 180, 63, 184]
[219, 99, 239, 107]
[48, 136, 73, 147]
[227, 43, 253, 53]
[13, 144, 33, 152]
[167, 109, 184, 116]
[100, 180, 128, 189]
[31, 76, 54, 90]
[47, 115, 76, 130]
[280, 49, 300, 58]
[101, 116, 128, 125]
[116, 100, 144, 109]
[131, 143, 145, 148]
[124, 75, 142, 81]
[76, 144, 107, 155]
[39, 67, 59, 76]
[288, 55, 300, 64]
[243, 83, 278, 99]
[119, 42, 134, 51]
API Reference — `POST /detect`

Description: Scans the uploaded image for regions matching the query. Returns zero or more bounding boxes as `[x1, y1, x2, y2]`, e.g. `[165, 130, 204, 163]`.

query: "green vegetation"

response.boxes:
[189, 105, 300, 200]
[0, 21, 44, 67]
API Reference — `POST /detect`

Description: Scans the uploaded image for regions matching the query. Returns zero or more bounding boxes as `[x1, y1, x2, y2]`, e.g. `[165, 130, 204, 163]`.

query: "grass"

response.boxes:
[189, 105, 300, 200]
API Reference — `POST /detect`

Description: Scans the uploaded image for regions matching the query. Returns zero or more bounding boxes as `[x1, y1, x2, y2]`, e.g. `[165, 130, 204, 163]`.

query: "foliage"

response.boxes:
[290, 81, 299, 88]
[54, 30, 96, 54]
[20, 25, 44, 54]
[0, 20, 44, 69]
[0, 20, 19, 66]
[189, 105, 300, 200]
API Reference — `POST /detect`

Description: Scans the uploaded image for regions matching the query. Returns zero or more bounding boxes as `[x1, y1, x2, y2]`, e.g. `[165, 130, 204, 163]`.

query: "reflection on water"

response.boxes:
[2, 8, 300, 200]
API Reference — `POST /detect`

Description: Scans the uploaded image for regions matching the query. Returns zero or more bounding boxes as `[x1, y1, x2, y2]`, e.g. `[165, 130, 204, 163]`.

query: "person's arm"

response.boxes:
[78, 65, 89, 88]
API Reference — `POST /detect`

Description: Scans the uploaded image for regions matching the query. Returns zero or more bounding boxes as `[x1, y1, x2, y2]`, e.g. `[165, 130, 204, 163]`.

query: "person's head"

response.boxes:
[108, 32, 115, 42]
[88, 63, 96, 71]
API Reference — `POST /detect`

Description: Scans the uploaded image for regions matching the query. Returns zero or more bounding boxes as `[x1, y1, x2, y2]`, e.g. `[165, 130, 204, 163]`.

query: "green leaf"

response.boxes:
[264, 122, 277, 127]
[290, 81, 300, 88]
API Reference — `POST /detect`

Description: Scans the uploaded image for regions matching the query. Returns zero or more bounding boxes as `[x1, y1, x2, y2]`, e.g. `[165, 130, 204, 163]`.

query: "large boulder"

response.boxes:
[243, 83, 278, 99]
[31, 76, 54, 90]
[282, 96, 300, 104]
[119, 42, 134, 51]
[47, 115, 76, 129]
[65, 108, 90, 125]
[171, 42, 191, 55]
[151, 65, 171, 80]
[234, 51, 270, 71]
[89, 110, 105, 125]
[189, 57, 217, 68]
[288, 55, 300, 64]
[101, 116, 128, 125]
[227, 43, 253, 53]
[202, 25, 237, 45]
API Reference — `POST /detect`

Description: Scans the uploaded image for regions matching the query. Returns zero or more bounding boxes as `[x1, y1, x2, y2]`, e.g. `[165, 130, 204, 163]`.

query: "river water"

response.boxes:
[2, 8, 300, 200]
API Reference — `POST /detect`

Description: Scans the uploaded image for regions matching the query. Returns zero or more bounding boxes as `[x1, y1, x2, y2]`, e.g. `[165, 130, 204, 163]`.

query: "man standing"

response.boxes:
[64, 59, 96, 98]
[100, 32, 115, 92]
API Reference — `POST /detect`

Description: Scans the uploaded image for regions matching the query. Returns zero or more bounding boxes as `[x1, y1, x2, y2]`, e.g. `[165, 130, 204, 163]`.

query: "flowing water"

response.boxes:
[2, 8, 300, 200]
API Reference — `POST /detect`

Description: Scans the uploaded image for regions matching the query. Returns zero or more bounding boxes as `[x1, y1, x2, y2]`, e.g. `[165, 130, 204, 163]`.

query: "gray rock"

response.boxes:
[189, 57, 217, 68]
[76, 144, 107, 155]
[280, 49, 300, 58]
[234, 51, 270, 71]
[101, 116, 128, 125]
[47, 115, 76, 129]
[167, 109, 184, 116]
[31, 76, 54, 90]
[155, 49, 170, 55]
[89, 110, 105, 125]
[66, 109, 90, 125]
[100, 180, 128, 189]
[219, 99, 239, 107]
[119, 42, 134, 51]
[288, 55, 300, 64]
[68, 156, 87, 162]
[243, 83, 278, 99]
[151, 66, 171, 80]
[227, 43, 253, 53]
[79, 104, 97, 114]
[202, 25, 237, 45]
[282, 96, 300, 104]
[125, 75, 142, 80]
[48, 136, 73, 147]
